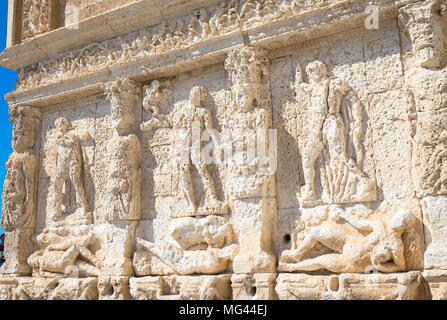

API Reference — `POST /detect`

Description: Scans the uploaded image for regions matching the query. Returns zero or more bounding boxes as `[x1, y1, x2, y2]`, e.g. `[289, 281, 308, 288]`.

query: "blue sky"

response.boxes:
[0, 2, 18, 235]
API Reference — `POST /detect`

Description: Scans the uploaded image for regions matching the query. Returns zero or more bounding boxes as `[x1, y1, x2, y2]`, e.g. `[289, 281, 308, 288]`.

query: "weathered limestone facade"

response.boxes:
[0, 0, 446, 300]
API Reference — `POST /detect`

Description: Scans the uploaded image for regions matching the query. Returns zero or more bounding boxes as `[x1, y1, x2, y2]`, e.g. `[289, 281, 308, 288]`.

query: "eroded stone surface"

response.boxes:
[0, 0, 445, 300]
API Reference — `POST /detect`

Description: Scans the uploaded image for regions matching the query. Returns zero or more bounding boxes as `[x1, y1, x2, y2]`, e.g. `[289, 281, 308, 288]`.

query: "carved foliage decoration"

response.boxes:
[22, 0, 51, 40]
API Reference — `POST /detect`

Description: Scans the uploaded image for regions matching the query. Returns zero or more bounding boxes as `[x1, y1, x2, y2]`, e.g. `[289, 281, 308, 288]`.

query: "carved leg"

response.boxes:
[70, 165, 89, 213]
[54, 175, 67, 218]
[76, 245, 98, 267]
[281, 225, 345, 263]
[76, 261, 100, 277]
[178, 162, 196, 212]
[282, 253, 346, 272]
[59, 246, 81, 272]
[195, 161, 218, 204]
[301, 142, 324, 202]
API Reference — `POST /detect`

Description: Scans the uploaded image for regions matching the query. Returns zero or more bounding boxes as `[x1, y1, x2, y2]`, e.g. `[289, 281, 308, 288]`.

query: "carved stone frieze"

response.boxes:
[1, 0, 446, 301]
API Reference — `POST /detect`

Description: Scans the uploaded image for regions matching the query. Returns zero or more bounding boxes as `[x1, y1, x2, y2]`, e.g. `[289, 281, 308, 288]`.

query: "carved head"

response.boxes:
[399, 0, 447, 68]
[55, 117, 73, 134]
[10, 105, 41, 153]
[189, 86, 208, 107]
[306, 61, 329, 83]
[225, 47, 270, 110]
[389, 209, 414, 233]
[104, 78, 141, 133]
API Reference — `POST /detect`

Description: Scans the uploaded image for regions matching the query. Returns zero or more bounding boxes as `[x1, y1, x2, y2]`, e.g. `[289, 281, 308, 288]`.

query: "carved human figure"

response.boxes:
[173, 20, 187, 47]
[134, 215, 237, 275]
[240, 0, 257, 19]
[1, 106, 41, 231]
[223, 47, 276, 273]
[211, 0, 240, 35]
[171, 86, 225, 215]
[140, 80, 170, 132]
[104, 79, 142, 222]
[27, 228, 101, 277]
[187, 17, 199, 42]
[224, 47, 273, 198]
[1, 155, 36, 230]
[52, 118, 90, 219]
[152, 22, 172, 52]
[280, 208, 413, 273]
[1, 105, 41, 276]
[169, 215, 234, 250]
[296, 61, 375, 206]
[10, 105, 42, 154]
[199, 9, 212, 39]
[136, 238, 238, 275]
[399, 0, 447, 196]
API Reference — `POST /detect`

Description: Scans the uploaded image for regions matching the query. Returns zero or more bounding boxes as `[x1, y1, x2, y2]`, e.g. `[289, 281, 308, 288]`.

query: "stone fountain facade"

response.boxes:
[0, 0, 446, 300]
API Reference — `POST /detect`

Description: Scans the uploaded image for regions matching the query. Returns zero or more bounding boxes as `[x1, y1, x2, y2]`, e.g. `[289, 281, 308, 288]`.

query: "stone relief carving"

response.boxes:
[98, 276, 130, 300]
[103, 78, 142, 222]
[279, 207, 415, 273]
[140, 80, 171, 133]
[134, 216, 238, 275]
[21, 0, 51, 40]
[27, 226, 102, 277]
[399, 0, 447, 197]
[1, 153, 38, 230]
[16, 0, 343, 91]
[98, 78, 142, 277]
[1, 105, 41, 276]
[51, 118, 91, 222]
[170, 86, 226, 216]
[2, 0, 447, 301]
[129, 275, 232, 300]
[223, 47, 277, 274]
[295, 61, 376, 206]
[276, 272, 423, 300]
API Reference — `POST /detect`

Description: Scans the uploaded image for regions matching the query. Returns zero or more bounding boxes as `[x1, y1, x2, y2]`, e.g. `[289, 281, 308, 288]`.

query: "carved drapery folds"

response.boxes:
[104, 78, 142, 222]
[134, 216, 238, 276]
[101, 78, 142, 278]
[1, 105, 41, 276]
[279, 207, 414, 273]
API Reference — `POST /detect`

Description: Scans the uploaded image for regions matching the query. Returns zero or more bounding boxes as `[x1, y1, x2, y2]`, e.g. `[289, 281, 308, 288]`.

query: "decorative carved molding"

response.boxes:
[16, 0, 343, 91]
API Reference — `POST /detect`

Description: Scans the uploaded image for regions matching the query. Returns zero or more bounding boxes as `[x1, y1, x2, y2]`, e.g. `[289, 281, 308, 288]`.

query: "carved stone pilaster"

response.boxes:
[100, 78, 142, 276]
[224, 47, 277, 273]
[1, 105, 41, 276]
[399, 0, 447, 271]
[399, 0, 447, 197]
